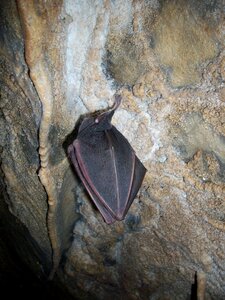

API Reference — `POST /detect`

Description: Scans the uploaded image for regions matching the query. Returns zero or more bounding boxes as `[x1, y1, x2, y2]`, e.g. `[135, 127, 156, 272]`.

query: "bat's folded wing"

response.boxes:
[68, 143, 116, 224]
[68, 125, 146, 224]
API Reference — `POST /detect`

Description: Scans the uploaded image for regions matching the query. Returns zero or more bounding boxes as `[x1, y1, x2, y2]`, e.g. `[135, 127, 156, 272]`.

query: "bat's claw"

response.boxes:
[112, 94, 122, 111]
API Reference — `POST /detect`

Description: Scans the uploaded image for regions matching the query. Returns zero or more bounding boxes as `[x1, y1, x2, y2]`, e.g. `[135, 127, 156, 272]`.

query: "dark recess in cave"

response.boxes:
[0, 196, 75, 300]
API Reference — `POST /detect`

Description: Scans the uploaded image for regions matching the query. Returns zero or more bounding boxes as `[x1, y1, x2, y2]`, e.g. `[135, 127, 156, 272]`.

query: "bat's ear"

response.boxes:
[95, 95, 122, 123]
[93, 95, 122, 131]
[79, 95, 122, 133]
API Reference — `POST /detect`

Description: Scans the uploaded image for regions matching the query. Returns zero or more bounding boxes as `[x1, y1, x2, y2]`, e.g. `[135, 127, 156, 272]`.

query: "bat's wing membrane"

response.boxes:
[74, 129, 133, 220]
[107, 127, 135, 219]
[71, 126, 146, 223]
[108, 127, 146, 219]
[122, 155, 147, 218]
[68, 143, 116, 224]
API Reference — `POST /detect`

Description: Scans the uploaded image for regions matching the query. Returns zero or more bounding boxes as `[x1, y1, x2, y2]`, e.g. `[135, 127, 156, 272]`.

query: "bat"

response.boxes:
[68, 95, 146, 224]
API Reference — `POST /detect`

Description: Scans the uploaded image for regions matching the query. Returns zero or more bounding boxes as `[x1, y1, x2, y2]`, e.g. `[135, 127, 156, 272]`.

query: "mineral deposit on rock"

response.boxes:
[0, 0, 224, 299]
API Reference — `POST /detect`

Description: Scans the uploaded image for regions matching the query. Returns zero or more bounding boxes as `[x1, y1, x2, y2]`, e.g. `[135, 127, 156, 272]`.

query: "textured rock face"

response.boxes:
[0, 0, 225, 299]
[0, 0, 51, 276]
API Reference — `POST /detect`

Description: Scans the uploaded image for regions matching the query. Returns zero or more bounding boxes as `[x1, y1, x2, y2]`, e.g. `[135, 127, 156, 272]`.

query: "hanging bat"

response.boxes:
[68, 95, 146, 224]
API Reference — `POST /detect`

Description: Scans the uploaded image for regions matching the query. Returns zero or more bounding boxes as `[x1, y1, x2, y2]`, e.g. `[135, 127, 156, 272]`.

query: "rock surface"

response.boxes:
[0, 0, 225, 299]
[0, 0, 51, 276]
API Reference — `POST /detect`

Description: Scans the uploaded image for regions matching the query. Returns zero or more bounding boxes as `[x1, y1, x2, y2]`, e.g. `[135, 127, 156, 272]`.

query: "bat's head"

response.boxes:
[94, 94, 122, 128]
[79, 95, 122, 135]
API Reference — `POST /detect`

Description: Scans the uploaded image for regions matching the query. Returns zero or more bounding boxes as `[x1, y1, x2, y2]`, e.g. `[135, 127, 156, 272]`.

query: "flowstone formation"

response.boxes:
[0, 0, 224, 299]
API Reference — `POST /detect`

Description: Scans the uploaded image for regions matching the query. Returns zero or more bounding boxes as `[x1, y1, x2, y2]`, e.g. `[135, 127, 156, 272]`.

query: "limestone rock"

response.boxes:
[0, 0, 225, 299]
[0, 0, 51, 275]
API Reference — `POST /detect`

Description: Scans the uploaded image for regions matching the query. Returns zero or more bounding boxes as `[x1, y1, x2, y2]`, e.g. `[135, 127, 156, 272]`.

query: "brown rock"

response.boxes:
[1, 0, 225, 299]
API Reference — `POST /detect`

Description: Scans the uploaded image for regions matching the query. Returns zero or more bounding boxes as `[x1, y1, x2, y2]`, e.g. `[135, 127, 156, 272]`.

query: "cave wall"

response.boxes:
[0, 0, 225, 299]
[0, 0, 52, 276]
